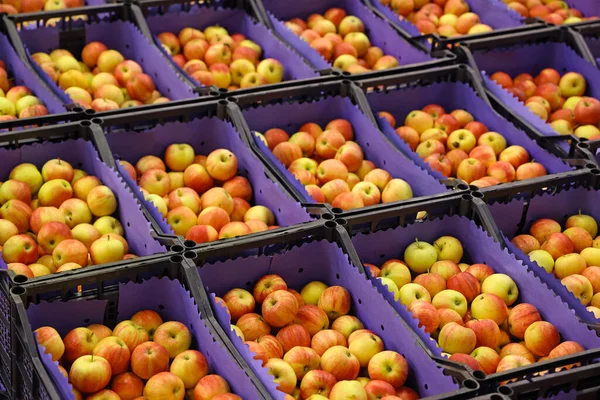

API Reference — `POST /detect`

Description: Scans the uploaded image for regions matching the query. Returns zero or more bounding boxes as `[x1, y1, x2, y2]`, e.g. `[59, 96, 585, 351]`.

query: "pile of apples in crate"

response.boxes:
[0, 58, 50, 121]
[257, 118, 414, 210]
[32, 42, 168, 112]
[367, 235, 585, 374]
[284, 8, 399, 73]
[1, 159, 135, 277]
[35, 310, 240, 400]
[0, 0, 83, 14]
[491, 69, 600, 140]
[512, 212, 600, 315]
[122, 144, 278, 243]
[379, 105, 547, 188]
[157, 26, 285, 90]
[218, 275, 419, 400]
[502, 0, 595, 25]
[378, 0, 493, 37]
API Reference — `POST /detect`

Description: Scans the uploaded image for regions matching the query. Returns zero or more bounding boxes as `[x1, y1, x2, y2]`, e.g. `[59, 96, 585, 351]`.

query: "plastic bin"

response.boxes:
[355, 64, 576, 194]
[1, 253, 271, 400]
[134, 0, 321, 96]
[344, 191, 600, 398]
[366, 0, 524, 40]
[461, 26, 598, 145]
[98, 98, 315, 246]
[0, 17, 82, 131]
[182, 219, 481, 399]
[231, 79, 454, 215]
[0, 122, 171, 305]
[5, 3, 197, 118]
[253, 0, 455, 76]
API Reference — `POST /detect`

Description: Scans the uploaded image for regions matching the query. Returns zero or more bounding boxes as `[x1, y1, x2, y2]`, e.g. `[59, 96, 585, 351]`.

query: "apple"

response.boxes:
[265, 358, 297, 394]
[448, 353, 481, 372]
[130, 341, 170, 380]
[299, 369, 336, 399]
[559, 72, 586, 98]
[193, 374, 231, 400]
[465, 319, 501, 349]
[283, 346, 321, 381]
[581, 247, 600, 267]
[130, 309, 163, 340]
[112, 372, 144, 400]
[112, 320, 148, 351]
[516, 161, 547, 180]
[89, 234, 125, 265]
[153, 321, 191, 358]
[261, 289, 299, 328]
[562, 274, 594, 305]
[413, 273, 446, 298]
[524, 321, 561, 357]
[432, 290, 468, 317]
[223, 288, 255, 322]
[93, 336, 130, 375]
[34, 326, 64, 362]
[294, 304, 329, 336]
[367, 350, 407, 388]
[566, 213, 598, 237]
[496, 355, 532, 373]
[321, 345, 360, 381]
[438, 322, 476, 355]
[403, 239, 437, 274]
[169, 350, 208, 389]
[318, 286, 351, 320]
[143, 372, 185, 400]
[582, 267, 600, 294]
[236, 313, 271, 341]
[447, 272, 481, 303]
[69, 354, 111, 394]
[554, 253, 587, 279]
[85, 324, 111, 342]
[276, 324, 311, 353]
[256, 335, 283, 359]
[548, 341, 584, 359]
[511, 234, 540, 255]
[398, 283, 431, 307]
[407, 300, 439, 333]
[481, 274, 519, 306]
[310, 329, 347, 357]
[471, 293, 508, 325]
[470, 347, 500, 375]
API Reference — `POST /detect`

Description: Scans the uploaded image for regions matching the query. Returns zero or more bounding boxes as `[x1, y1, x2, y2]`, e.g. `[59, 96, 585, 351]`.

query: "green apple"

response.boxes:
[377, 277, 399, 301]
[433, 236, 463, 263]
[399, 283, 431, 306]
[562, 96, 582, 111]
[404, 239, 437, 273]
[0, 97, 16, 116]
[432, 289, 468, 317]
[528, 250, 554, 274]
[581, 247, 600, 267]
[481, 273, 519, 306]
[300, 281, 328, 306]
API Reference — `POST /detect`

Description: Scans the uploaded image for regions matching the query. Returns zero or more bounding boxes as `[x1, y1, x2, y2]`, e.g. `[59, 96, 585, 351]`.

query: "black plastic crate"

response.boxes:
[95, 98, 321, 250]
[182, 219, 483, 399]
[251, 0, 456, 78]
[229, 78, 467, 217]
[5, 3, 201, 118]
[355, 63, 582, 195]
[132, 0, 337, 98]
[341, 190, 600, 399]
[458, 25, 599, 153]
[2, 252, 274, 400]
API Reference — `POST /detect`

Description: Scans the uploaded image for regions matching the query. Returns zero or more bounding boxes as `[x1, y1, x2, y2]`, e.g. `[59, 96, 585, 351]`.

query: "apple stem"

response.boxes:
[415, 238, 420, 248]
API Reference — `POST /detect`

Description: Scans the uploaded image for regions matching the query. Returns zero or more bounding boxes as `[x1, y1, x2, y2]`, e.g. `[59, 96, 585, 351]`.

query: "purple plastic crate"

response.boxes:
[368, 0, 523, 37]
[566, 0, 600, 19]
[260, 0, 434, 71]
[0, 138, 166, 273]
[0, 33, 67, 117]
[16, 18, 196, 107]
[366, 80, 573, 180]
[489, 186, 600, 324]
[143, 5, 319, 88]
[475, 41, 600, 139]
[105, 117, 313, 236]
[241, 94, 449, 206]
[351, 214, 600, 379]
[197, 237, 460, 399]
[28, 276, 262, 399]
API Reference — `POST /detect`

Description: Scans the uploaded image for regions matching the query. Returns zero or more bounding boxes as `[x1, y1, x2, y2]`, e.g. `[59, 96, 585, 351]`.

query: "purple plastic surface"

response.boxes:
[366, 80, 572, 179]
[351, 215, 600, 370]
[17, 19, 196, 104]
[477, 42, 600, 139]
[144, 6, 318, 87]
[566, 0, 600, 18]
[30, 277, 261, 399]
[199, 238, 459, 399]
[369, 0, 523, 37]
[0, 33, 67, 116]
[242, 95, 449, 204]
[105, 117, 313, 234]
[489, 186, 600, 323]
[261, 0, 433, 70]
[0, 138, 166, 274]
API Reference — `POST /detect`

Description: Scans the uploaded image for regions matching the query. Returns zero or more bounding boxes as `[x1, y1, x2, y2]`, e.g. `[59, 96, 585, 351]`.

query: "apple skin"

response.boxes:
[563, 227, 593, 253]
[407, 300, 439, 333]
[511, 234, 540, 255]
[69, 354, 112, 394]
[130, 341, 169, 380]
[348, 331, 384, 367]
[524, 321, 561, 357]
[93, 336, 130, 375]
[236, 313, 271, 341]
[143, 371, 185, 400]
[276, 324, 311, 353]
[193, 374, 231, 400]
[1, 199, 33, 233]
[541, 232, 574, 260]
[470, 346, 501, 375]
[447, 272, 481, 303]
[471, 293, 508, 325]
[500, 343, 536, 363]
[112, 320, 149, 352]
[2, 234, 38, 264]
[318, 286, 351, 320]
[111, 372, 144, 400]
[34, 326, 64, 362]
[262, 289, 299, 328]
[438, 322, 477, 354]
[368, 350, 408, 388]
[130, 310, 163, 340]
[310, 329, 347, 356]
[496, 355, 531, 373]
[508, 303, 542, 340]
[256, 335, 283, 359]
[265, 358, 297, 394]
[432, 290, 468, 317]
[481, 274, 519, 306]
[63, 327, 98, 363]
[554, 253, 587, 279]
[153, 321, 192, 358]
[448, 353, 481, 372]
[465, 319, 501, 349]
[566, 213, 598, 237]
[294, 304, 329, 336]
[283, 346, 321, 380]
[581, 266, 600, 294]
[299, 369, 337, 399]
[87, 324, 112, 341]
[529, 218, 562, 244]
[321, 345, 360, 381]
[548, 341, 584, 359]
[253, 274, 287, 304]
[223, 288, 255, 322]
[562, 274, 594, 305]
